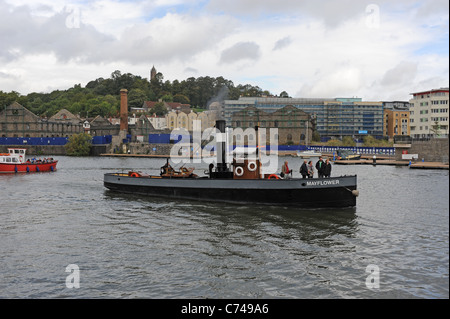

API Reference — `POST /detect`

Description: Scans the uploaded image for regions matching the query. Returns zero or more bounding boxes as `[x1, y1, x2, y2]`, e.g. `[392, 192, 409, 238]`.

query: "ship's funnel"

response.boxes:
[216, 120, 227, 173]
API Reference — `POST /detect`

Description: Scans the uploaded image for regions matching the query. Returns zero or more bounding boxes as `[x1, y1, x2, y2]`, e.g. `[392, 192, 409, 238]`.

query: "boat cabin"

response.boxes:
[0, 148, 26, 163]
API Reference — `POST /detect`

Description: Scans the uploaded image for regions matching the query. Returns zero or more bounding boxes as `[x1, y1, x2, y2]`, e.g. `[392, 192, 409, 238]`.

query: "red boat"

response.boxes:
[0, 148, 58, 173]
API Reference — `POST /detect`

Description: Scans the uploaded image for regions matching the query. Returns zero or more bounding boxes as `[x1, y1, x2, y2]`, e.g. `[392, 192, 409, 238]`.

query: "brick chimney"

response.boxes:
[120, 89, 128, 131]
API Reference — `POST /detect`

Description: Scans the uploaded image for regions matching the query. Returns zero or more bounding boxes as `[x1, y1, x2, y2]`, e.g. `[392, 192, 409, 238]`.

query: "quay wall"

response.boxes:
[128, 143, 174, 156]
[395, 138, 449, 163]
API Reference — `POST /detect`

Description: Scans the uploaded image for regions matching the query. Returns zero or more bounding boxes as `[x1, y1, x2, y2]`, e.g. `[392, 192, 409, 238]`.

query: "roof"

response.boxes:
[410, 87, 449, 96]
[49, 109, 81, 122]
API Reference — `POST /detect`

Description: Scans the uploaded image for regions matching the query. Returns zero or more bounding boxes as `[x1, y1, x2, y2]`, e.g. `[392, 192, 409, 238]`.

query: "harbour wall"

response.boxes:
[395, 138, 449, 163]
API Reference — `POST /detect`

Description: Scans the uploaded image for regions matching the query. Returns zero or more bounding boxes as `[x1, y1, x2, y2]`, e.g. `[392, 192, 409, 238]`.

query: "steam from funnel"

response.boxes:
[207, 85, 228, 120]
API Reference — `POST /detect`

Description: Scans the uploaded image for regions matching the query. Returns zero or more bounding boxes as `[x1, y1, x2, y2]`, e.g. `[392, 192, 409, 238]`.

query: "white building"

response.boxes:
[409, 88, 449, 138]
[148, 115, 167, 130]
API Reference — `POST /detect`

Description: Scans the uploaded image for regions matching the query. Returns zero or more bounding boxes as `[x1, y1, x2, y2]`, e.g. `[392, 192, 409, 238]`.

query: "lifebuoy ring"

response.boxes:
[235, 166, 244, 177]
[247, 161, 257, 172]
[130, 172, 140, 177]
[267, 174, 279, 179]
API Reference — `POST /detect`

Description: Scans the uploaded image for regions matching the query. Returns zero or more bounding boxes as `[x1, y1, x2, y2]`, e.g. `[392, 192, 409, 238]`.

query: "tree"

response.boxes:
[279, 91, 290, 98]
[312, 130, 321, 142]
[151, 102, 168, 116]
[342, 136, 356, 146]
[128, 88, 148, 110]
[173, 94, 190, 104]
[160, 94, 173, 102]
[65, 133, 92, 156]
[430, 120, 441, 137]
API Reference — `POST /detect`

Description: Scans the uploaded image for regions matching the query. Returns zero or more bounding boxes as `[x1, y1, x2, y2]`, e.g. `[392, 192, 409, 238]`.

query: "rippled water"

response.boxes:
[0, 156, 448, 299]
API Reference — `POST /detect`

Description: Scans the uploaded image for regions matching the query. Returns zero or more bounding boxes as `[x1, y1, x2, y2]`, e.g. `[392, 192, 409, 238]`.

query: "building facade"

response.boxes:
[165, 110, 217, 132]
[224, 96, 384, 139]
[409, 88, 449, 138]
[231, 105, 313, 145]
[1, 102, 84, 138]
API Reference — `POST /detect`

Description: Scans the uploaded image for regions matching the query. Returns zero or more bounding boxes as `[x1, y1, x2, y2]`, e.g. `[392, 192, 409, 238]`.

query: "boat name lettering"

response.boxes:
[306, 180, 340, 186]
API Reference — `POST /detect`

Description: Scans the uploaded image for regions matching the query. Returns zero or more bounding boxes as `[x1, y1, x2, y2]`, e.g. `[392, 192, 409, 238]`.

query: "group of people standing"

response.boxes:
[282, 156, 332, 179]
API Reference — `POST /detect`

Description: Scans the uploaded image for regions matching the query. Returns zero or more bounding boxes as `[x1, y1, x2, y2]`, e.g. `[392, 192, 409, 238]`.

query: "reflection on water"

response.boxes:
[0, 156, 448, 299]
[104, 189, 359, 245]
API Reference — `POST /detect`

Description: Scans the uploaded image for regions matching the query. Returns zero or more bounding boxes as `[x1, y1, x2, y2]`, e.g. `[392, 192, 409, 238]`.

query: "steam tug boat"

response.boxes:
[104, 121, 358, 208]
[0, 148, 58, 173]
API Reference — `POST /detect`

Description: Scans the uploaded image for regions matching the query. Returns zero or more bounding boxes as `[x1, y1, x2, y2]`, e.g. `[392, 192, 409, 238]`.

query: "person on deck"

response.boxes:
[281, 161, 291, 179]
[299, 160, 308, 179]
[315, 157, 325, 178]
[323, 159, 332, 178]
[307, 160, 314, 178]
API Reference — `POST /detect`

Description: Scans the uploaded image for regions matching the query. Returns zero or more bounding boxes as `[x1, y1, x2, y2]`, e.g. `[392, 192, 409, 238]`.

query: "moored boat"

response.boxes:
[336, 149, 361, 160]
[0, 148, 58, 173]
[297, 150, 322, 158]
[104, 121, 358, 208]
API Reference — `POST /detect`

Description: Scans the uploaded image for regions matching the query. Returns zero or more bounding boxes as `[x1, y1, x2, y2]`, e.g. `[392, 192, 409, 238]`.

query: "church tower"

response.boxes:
[150, 66, 156, 81]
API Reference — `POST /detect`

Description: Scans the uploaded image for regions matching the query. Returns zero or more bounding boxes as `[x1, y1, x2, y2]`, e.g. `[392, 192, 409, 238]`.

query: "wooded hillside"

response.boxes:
[0, 70, 290, 118]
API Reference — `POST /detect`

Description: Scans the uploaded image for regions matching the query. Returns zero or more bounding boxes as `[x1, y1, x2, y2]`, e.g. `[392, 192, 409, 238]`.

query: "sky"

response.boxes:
[0, 0, 448, 101]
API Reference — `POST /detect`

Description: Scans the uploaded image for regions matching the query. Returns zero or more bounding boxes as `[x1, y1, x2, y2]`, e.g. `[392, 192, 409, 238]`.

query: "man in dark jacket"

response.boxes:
[315, 157, 325, 178]
[299, 160, 308, 179]
[323, 159, 332, 178]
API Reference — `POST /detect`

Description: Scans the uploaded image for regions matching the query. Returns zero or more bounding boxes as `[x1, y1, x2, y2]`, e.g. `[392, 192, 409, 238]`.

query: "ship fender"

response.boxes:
[344, 187, 359, 197]
[234, 166, 244, 177]
[247, 161, 257, 172]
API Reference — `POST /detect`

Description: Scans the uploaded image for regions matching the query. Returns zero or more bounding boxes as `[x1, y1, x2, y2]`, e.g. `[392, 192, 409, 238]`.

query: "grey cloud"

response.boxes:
[184, 67, 198, 74]
[0, 71, 17, 80]
[0, 1, 114, 63]
[219, 42, 261, 64]
[0, 1, 236, 66]
[273, 36, 292, 51]
[206, 0, 435, 28]
[207, 0, 373, 27]
[380, 61, 418, 87]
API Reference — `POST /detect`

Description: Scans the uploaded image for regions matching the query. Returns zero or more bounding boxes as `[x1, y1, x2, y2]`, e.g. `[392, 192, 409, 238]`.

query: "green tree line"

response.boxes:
[1, 70, 285, 119]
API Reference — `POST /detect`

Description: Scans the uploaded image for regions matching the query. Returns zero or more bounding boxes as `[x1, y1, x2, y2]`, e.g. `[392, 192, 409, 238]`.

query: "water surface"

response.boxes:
[0, 156, 448, 298]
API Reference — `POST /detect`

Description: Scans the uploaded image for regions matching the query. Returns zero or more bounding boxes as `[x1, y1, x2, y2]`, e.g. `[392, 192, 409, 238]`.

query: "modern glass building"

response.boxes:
[223, 97, 384, 139]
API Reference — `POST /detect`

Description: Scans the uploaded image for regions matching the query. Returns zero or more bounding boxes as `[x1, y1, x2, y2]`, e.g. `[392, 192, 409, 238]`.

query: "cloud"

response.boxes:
[0, 2, 114, 63]
[219, 42, 261, 64]
[0, 0, 448, 101]
[273, 37, 292, 51]
[108, 13, 236, 64]
[380, 61, 418, 87]
[297, 67, 363, 98]
[183, 67, 198, 74]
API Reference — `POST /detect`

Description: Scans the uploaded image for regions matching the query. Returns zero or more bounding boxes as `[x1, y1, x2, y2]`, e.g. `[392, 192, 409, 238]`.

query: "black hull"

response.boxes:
[104, 174, 357, 208]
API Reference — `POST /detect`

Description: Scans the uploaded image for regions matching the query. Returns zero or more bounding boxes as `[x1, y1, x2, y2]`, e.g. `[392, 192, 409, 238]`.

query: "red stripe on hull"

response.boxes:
[0, 161, 58, 173]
